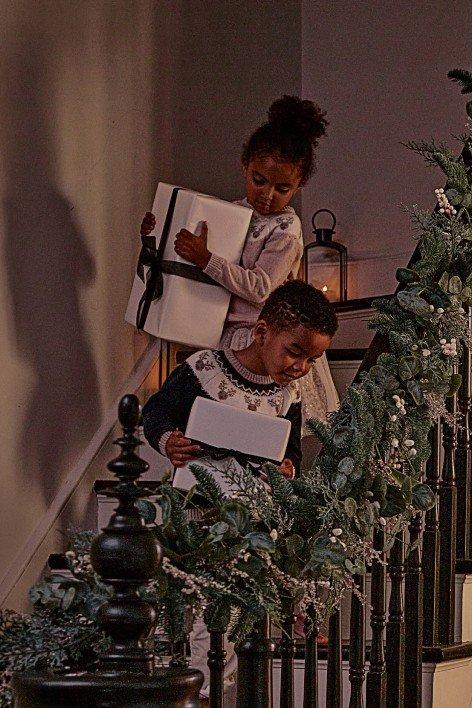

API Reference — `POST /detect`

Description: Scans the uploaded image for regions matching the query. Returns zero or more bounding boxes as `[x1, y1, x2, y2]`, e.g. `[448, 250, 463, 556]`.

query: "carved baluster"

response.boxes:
[404, 513, 423, 706]
[279, 604, 296, 708]
[348, 574, 365, 708]
[366, 528, 387, 706]
[236, 616, 275, 708]
[422, 421, 441, 646]
[326, 608, 342, 708]
[303, 605, 319, 708]
[208, 630, 226, 708]
[385, 532, 405, 707]
[456, 312, 472, 562]
[12, 395, 203, 706]
[438, 386, 457, 645]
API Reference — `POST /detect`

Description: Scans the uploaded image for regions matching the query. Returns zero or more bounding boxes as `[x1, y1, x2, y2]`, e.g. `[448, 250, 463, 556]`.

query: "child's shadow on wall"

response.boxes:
[3, 39, 100, 505]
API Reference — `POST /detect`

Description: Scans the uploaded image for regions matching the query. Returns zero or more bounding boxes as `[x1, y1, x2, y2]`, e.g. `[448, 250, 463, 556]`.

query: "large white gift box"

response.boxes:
[172, 396, 291, 494]
[125, 183, 252, 348]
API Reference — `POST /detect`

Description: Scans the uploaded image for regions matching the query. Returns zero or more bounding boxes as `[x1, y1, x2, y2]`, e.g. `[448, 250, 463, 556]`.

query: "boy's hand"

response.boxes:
[279, 459, 295, 479]
[141, 212, 156, 237]
[165, 430, 201, 467]
[174, 222, 211, 269]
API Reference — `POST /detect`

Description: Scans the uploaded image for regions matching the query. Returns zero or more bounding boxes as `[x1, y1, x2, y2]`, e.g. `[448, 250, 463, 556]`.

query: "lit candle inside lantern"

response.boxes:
[322, 285, 328, 293]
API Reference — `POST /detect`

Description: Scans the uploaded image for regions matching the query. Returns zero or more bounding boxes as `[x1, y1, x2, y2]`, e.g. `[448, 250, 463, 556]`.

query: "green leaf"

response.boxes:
[412, 483, 436, 511]
[398, 356, 419, 381]
[338, 457, 355, 475]
[332, 426, 353, 448]
[382, 485, 407, 517]
[447, 372, 462, 396]
[446, 188, 462, 205]
[61, 587, 76, 611]
[332, 473, 348, 491]
[136, 499, 157, 524]
[396, 268, 419, 284]
[448, 275, 463, 294]
[285, 533, 304, 555]
[401, 476, 413, 505]
[397, 291, 431, 316]
[344, 497, 357, 517]
[407, 379, 424, 405]
[210, 521, 229, 538]
[221, 501, 252, 536]
[245, 531, 275, 552]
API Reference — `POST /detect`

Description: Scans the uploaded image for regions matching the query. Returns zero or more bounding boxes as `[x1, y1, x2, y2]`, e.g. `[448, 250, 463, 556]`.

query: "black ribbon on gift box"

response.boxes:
[135, 186, 218, 332]
[192, 440, 279, 472]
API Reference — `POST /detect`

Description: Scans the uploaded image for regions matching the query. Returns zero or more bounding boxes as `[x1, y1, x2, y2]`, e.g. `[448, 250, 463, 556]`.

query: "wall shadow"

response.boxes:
[3, 36, 101, 505]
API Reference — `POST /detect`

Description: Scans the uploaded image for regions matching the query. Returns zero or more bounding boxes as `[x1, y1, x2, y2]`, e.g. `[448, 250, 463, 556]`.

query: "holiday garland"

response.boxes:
[1, 69, 472, 705]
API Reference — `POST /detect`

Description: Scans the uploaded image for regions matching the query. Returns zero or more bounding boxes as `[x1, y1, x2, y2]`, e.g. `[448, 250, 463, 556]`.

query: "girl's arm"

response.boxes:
[204, 227, 303, 305]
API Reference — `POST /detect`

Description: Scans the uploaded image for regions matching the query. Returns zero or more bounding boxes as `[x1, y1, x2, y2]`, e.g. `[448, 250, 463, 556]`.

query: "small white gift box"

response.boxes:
[172, 396, 291, 494]
[125, 183, 252, 348]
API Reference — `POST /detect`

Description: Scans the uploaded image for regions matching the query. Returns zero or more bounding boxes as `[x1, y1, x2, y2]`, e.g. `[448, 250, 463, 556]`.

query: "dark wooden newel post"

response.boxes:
[236, 615, 275, 708]
[12, 394, 203, 707]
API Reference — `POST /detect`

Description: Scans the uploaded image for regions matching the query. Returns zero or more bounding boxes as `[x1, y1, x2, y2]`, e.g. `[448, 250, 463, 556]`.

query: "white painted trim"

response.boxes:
[0, 339, 160, 606]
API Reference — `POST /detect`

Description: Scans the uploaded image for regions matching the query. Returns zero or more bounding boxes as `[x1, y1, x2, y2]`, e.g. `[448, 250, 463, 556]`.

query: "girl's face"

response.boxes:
[244, 154, 302, 215]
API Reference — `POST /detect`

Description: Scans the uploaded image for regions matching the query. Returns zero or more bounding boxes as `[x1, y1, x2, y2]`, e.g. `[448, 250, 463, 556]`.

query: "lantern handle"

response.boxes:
[311, 209, 336, 233]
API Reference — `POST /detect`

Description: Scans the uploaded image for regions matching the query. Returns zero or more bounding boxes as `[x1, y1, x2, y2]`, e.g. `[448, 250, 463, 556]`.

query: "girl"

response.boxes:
[141, 95, 339, 432]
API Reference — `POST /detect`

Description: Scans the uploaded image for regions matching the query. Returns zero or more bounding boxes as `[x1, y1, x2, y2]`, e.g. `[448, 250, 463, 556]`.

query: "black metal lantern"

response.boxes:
[303, 209, 348, 302]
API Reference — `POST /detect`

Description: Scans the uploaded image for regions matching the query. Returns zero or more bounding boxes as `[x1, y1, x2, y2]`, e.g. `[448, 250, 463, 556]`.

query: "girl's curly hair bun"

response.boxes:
[268, 95, 328, 146]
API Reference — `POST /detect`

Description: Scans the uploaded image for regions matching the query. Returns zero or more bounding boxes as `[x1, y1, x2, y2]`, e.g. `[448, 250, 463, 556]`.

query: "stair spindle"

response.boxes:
[208, 630, 226, 708]
[348, 574, 365, 708]
[385, 532, 405, 707]
[422, 421, 441, 645]
[437, 386, 458, 645]
[456, 312, 472, 562]
[366, 528, 387, 706]
[326, 608, 343, 708]
[303, 606, 319, 708]
[236, 615, 275, 708]
[279, 604, 296, 708]
[404, 513, 423, 706]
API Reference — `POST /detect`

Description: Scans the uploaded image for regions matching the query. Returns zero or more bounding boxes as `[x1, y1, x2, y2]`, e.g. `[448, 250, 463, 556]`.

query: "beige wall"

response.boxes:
[0, 0, 302, 609]
[301, 0, 472, 298]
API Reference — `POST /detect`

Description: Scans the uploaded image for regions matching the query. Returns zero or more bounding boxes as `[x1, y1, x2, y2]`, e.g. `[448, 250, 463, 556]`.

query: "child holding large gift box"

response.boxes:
[141, 280, 338, 702]
[141, 95, 339, 433]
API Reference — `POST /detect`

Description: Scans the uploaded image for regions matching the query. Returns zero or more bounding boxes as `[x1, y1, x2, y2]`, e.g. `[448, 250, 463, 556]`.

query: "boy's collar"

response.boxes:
[222, 349, 274, 386]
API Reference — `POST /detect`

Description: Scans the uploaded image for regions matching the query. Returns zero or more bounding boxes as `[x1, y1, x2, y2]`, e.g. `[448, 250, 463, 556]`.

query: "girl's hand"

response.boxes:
[279, 459, 295, 479]
[165, 430, 202, 467]
[141, 212, 156, 237]
[174, 222, 211, 269]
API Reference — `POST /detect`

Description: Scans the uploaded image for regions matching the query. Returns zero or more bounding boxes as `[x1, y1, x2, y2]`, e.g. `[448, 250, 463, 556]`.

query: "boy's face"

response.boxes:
[244, 155, 301, 215]
[254, 321, 332, 385]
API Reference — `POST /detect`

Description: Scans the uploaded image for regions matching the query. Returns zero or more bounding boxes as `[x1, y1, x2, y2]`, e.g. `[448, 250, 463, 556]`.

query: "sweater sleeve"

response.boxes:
[142, 363, 201, 455]
[284, 401, 302, 475]
[203, 226, 303, 305]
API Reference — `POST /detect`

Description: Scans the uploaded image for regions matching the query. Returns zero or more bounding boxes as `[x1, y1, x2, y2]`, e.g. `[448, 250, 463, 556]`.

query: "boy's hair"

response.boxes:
[242, 95, 328, 186]
[259, 280, 338, 337]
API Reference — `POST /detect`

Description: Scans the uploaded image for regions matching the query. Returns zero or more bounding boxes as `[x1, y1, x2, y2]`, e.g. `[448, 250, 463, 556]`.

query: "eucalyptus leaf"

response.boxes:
[285, 533, 304, 555]
[407, 379, 424, 405]
[412, 483, 436, 511]
[344, 497, 357, 517]
[401, 476, 413, 505]
[136, 499, 157, 524]
[447, 373, 462, 396]
[338, 457, 355, 475]
[332, 426, 353, 448]
[446, 188, 461, 205]
[398, 356, 419, 381]
[381, 485, 407, 517]
[396, 267, 419, 284]
[448, 275, 463, 294]
[332, 473, 348, 491]
[245, 531, 275, 553]
[397, 291, 431, 316]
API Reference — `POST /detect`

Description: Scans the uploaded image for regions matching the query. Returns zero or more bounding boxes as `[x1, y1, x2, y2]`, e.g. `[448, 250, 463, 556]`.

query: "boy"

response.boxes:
[142, 279, 337, 478]
[142, 279, 337, 703]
